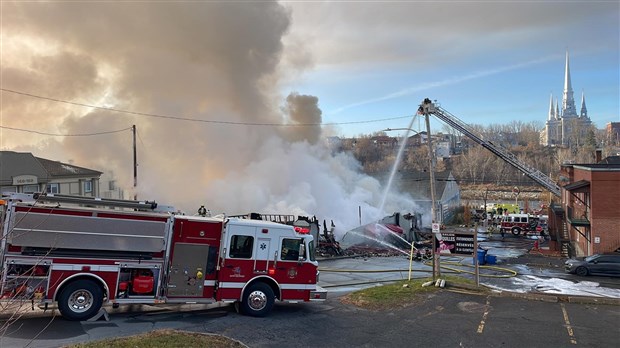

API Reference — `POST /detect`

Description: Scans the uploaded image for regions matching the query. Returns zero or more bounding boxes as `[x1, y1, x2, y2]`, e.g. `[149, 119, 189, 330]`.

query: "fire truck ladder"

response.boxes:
[30, 192, 163, 211]
[417, 98, 561, 197]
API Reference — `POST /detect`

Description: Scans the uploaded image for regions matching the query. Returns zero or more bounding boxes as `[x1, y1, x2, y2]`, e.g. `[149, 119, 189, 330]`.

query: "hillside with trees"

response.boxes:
[337, 120, 616, 201]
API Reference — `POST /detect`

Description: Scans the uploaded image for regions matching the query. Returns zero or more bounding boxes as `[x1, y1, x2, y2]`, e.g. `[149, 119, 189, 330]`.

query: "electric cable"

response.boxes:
[0, 125, 132, 137]
[1, 88, 413, 127]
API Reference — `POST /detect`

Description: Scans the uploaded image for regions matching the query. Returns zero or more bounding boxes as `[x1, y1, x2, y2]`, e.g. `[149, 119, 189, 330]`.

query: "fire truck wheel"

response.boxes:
[511, 227, 521, 236]
[58, 279, 103, 321]
[241, 282, 274, 317]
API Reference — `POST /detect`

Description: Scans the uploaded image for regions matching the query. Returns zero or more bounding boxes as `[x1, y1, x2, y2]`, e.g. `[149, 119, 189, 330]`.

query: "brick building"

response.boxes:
[606, 122, 620, 146]
[550, 155, 620, 256]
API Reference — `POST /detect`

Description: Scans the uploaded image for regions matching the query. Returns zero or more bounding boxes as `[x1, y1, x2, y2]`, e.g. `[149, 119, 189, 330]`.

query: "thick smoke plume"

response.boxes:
[282, 92, 322, 144]
[1, 2, 417, 236]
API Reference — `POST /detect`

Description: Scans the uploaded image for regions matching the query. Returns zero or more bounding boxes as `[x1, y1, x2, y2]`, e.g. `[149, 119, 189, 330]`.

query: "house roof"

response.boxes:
[563, 180, 590, 192]
[0, 151, 102, 185]
[598, 155, 620, 165]
[0, 151, 49, 184]
[371, 135, 397, 143]
[35, 157, 102, 177]
[395, 169, 455, 201]
[562, 155, 620, 170]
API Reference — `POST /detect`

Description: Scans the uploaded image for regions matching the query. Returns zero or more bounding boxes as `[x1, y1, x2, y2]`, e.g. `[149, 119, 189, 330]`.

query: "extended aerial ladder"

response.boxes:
[417, 98, 561, 197]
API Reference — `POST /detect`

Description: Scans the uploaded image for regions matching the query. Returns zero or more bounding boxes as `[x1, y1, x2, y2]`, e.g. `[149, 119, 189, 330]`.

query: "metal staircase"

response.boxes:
[559, 218, 571, 258]
[418, 99, 561, 197]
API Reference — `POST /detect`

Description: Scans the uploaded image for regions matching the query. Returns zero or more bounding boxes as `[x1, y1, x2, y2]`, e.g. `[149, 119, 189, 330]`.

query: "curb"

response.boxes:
[491, 290, 620, 305]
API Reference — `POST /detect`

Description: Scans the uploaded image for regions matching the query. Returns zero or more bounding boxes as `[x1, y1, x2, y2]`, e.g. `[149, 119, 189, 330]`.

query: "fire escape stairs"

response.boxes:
[559, 218, 571, 258]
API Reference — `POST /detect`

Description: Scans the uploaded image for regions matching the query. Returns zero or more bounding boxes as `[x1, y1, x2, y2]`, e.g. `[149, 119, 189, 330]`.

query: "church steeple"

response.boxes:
[555, 99, 560, 119]
[562, 50, 578, 117]
[580, 91, 588, 118]
[548, 93, 554, 121]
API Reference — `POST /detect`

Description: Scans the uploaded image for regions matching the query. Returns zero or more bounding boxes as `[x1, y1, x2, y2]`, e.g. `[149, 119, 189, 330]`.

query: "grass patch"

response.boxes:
[67, 329, 244, 348]
[341, 275, 482, 310]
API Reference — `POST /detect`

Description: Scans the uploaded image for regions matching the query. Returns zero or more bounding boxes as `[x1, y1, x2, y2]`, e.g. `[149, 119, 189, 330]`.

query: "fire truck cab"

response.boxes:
[0, 193, 325, 321]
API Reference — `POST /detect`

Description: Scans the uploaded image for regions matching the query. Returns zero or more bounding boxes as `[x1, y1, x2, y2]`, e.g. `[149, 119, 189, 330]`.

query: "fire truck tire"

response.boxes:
[241, 282, 275, 317]
[58, 279, 103, 321]
[511, 227, 521, 236]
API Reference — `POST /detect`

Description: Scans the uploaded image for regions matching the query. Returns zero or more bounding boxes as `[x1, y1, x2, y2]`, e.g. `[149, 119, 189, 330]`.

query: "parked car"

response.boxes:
[565, 253, 620, 277]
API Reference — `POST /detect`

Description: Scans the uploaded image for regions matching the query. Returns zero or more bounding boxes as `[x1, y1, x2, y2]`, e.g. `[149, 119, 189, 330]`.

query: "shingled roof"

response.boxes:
[597, 155, 620, 165]
[34, 157, 102, 177]
[393, 169, 455, 200]
[0, 151, 102, 184]
[0, 151, 49, 185]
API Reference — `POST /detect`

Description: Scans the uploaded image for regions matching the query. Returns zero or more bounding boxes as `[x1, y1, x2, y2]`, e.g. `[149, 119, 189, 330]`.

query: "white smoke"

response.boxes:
[204, 136, 417, 238]
[1, 2, 419, 238]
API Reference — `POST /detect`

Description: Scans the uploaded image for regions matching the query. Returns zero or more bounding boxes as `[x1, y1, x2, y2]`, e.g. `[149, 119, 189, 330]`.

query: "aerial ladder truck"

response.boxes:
[417, 98, 561, 197]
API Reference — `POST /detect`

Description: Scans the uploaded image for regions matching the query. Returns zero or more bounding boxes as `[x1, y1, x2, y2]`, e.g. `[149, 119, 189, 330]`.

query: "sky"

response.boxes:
[0, 1, 618, 233]
[282, 1, 619, 136]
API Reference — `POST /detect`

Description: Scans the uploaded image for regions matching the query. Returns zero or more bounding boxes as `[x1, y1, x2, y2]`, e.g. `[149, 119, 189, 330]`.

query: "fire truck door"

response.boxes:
[254, 238, 271, 273]
[167, 243, 210, 297]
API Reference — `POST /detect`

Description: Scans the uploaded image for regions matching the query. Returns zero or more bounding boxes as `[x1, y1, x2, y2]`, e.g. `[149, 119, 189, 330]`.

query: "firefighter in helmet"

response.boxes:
[198, 205, 207, 217]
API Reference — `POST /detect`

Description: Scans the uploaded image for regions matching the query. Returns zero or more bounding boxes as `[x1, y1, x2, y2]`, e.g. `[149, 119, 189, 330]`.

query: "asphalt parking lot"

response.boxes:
[1, 288, 619, 348]
[1, 233, 618, 347]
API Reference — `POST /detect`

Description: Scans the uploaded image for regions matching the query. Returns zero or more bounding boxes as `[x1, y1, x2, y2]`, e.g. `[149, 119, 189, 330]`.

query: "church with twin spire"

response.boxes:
[540, 51, 592, 147]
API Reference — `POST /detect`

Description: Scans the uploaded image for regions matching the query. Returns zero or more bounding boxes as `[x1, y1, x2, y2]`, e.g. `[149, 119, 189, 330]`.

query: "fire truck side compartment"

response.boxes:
[9, 211, 167, 253]
[167, 243, 210, 297]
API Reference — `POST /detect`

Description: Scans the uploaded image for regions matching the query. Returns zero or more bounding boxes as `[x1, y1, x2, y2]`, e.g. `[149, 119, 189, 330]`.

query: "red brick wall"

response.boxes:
[571, 167, 620, 254]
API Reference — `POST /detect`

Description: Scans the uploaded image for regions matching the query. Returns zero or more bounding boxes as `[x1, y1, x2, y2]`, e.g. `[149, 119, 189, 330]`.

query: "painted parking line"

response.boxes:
[476, 297, 491, 334]
[560, 303, 577, 345]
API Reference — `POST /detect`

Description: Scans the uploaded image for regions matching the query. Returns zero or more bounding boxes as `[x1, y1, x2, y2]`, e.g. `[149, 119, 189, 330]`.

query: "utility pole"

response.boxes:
[483, 187, 489, 232]
[424, 110, 440, 279]
[425, 114, 437, 224]
[132, 125, 137, 200]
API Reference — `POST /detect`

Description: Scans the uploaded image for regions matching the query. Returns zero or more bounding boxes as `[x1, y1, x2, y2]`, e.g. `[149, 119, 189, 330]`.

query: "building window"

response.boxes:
[23, 185, 39, 193]
[1, 186, 17, 194]
[84, 180, 92, 193]
[108, 180, 116, 191]
[46, 183, 60, 194]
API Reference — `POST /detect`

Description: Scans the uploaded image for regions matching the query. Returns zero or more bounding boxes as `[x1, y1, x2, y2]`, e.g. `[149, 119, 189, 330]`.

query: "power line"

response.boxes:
[1, 88, 413, 126]
[0, 125, 132, 137]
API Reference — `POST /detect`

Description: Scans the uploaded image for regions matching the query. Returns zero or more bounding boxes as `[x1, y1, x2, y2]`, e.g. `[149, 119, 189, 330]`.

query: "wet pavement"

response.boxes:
[0, 232, 618, 347]
[318, 232, 620, 300]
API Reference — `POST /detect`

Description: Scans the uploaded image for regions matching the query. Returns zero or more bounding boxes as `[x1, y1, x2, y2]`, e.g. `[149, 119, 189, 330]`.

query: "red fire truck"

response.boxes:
[0, 193, 325, 321]
[499, 213, 541, 236]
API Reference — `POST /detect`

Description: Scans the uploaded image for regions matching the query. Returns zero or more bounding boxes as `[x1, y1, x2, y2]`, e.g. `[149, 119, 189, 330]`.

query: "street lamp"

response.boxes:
[382, 127, 418, 133]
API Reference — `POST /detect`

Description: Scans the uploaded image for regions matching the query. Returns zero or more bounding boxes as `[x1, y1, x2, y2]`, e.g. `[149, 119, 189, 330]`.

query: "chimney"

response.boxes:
[595, 149, 602, 163]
